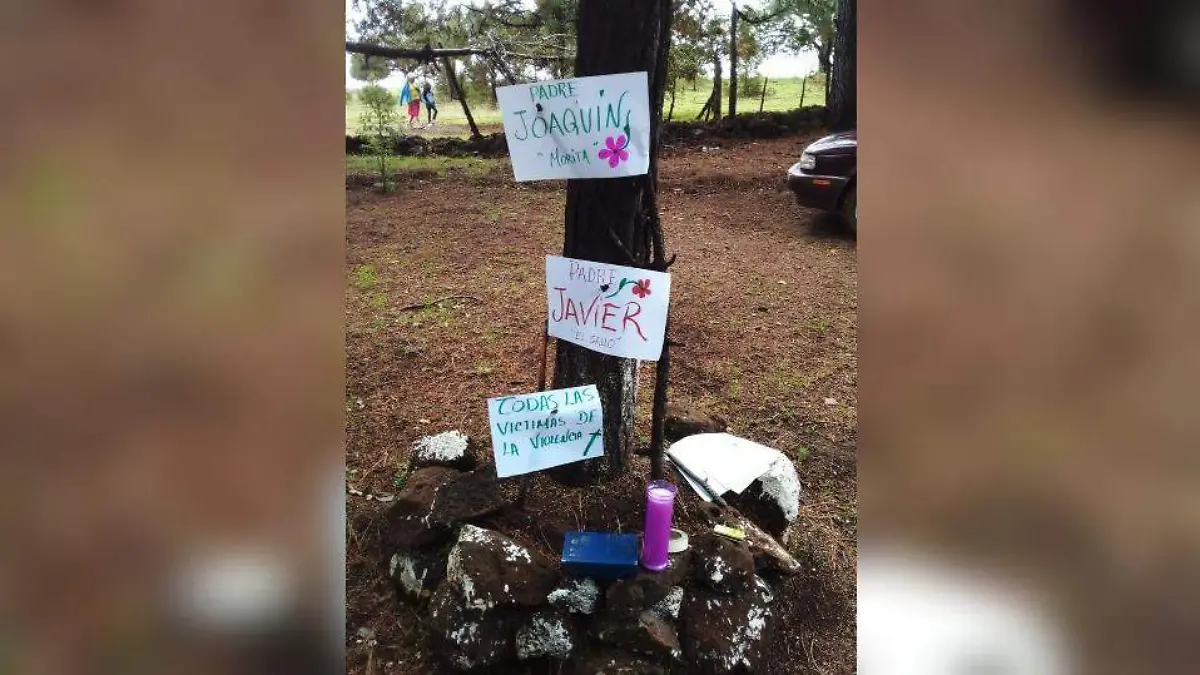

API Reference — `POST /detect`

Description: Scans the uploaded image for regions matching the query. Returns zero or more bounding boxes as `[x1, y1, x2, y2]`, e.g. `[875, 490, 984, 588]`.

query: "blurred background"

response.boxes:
[1, 0, 1198, 673]
[861, 0, 1200, 672]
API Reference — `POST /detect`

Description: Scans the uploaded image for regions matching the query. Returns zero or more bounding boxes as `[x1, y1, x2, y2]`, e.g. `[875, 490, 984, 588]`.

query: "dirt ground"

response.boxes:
[345, 132, 857, 674]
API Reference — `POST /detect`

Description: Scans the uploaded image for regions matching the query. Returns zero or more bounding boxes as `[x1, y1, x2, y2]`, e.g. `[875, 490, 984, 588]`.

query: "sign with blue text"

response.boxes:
[495, 72, 650, 181]
[546, 255, 671, 361]
[488, 384, 605, 478]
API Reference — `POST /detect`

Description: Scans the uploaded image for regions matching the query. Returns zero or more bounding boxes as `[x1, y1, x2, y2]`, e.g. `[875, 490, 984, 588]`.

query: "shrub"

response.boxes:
[357, 84, 400, 192]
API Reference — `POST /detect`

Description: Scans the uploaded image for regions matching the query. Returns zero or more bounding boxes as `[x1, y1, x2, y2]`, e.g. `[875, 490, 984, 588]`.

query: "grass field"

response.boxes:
[346, 75, 826, 136]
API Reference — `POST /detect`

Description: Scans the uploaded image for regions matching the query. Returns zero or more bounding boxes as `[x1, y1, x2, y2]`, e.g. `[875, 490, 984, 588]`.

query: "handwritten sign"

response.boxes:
[496, 72, 651, 181]
[546, 255, 671, 361]
[488, 385, 604, 478]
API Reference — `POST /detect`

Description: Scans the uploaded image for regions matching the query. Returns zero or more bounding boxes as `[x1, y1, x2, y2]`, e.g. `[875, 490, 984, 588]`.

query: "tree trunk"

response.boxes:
[487, 69, 499, 104]
[668, 78, 677, 121]
[828, 0, 856, 130]
[548, 0, 674, 487]
[758, 75, 768, 112]
[441, 52, 481, 139]
[728, 4, 739, 117]
[711, 55, 723, 120]
[799, 74, 807, 107]
[818, 43, 832, 103]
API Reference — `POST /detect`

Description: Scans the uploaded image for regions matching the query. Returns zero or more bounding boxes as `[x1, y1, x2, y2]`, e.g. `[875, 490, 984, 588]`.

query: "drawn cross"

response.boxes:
[583, 430, 601, 456]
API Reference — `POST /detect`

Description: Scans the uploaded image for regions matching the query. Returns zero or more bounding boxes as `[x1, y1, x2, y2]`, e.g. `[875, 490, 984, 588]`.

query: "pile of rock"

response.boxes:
[382, 430, 789, 673]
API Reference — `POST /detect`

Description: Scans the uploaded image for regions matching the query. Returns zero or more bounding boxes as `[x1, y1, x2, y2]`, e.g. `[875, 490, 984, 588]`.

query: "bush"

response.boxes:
[357, 84, 401, 192]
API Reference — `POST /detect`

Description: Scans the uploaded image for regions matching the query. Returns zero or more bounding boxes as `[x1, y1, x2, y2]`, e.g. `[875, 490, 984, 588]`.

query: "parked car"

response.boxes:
[786, 130, 857, 233]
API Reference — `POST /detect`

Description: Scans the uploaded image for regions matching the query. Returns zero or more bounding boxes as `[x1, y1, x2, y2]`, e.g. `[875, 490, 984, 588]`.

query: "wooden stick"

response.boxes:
[537, 328, 549, 392]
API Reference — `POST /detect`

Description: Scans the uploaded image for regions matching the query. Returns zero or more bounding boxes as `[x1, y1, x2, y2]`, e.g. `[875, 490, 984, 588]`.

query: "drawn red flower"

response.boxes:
[632, 278, 651, 298]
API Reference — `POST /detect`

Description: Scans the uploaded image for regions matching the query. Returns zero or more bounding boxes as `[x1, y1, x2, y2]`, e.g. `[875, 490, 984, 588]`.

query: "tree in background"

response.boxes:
[760, 0, 836, 103]
[665, 2, 708, 119]
[727, 3, 771, 116]
[670, 0, 729, 121]
[827, 0, 855, 130]
[350, 53, 392, 82]
[357, 84, 400, 192]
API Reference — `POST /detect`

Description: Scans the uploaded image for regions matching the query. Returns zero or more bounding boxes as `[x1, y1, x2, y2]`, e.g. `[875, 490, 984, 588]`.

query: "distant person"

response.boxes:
[400, 79, 421, 128]
[422, 83, 438, 126]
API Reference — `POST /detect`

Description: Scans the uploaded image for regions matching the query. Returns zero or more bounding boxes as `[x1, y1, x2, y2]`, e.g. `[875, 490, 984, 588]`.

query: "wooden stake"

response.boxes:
[648, 319, 670, 481]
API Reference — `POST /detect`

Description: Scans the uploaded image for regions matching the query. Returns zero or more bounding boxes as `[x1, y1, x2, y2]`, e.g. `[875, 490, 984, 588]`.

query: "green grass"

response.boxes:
[347, 97, 504, 136]
[353, 264, 378, 291]
[664, 74, 826, 121]
[345, 154, 501, 178]
[347, 75, 826, 137]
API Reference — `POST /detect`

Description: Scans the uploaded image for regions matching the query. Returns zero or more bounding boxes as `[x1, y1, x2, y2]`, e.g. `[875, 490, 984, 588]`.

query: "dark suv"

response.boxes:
[786, 130, 857, 233]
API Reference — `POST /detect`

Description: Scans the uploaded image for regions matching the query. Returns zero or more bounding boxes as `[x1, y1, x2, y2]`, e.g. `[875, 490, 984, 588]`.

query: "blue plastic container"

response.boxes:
[560, 530, 640, 580]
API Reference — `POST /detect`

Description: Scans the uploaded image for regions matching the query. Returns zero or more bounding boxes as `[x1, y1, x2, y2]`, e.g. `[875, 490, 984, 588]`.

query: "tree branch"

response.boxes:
[346, 41, 573, 64]
[737, 7, 788, 25]
[346, 42, 486, 61]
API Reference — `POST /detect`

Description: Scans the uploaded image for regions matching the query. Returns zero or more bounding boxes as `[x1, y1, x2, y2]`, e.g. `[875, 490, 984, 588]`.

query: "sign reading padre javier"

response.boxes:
[495, 72, 650, 182]
[546, 255, 671, 361]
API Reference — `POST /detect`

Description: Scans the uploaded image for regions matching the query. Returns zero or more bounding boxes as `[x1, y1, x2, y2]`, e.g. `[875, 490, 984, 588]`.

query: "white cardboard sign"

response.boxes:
[545, 255, 671, 361]
[496, 72, 650, 181]
[488, 385, 604, 478]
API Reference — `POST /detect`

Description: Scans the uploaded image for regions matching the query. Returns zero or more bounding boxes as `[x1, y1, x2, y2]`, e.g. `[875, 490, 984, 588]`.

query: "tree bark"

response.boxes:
[548, 0, 673, 487]
[668, 78, 677, 121]
[728, 3, 739, 117]
[828, 0, 856, 131]
[440, 52, 481, 138]
[486, 68, 499, 104]
[818, 43, 832, 103]
[711, 55, 723, 120]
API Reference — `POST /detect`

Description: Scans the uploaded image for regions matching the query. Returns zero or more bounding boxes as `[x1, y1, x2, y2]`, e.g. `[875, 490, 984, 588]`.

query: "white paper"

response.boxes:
[546, 255, 671, 361]
[496, 72, 651, 182]
[487, 385, 604, 478]
[665, 433, 781, 498]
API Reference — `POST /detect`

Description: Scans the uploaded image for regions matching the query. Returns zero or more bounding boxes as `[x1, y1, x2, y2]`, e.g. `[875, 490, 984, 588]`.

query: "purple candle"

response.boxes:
[641, 480, 677, 571]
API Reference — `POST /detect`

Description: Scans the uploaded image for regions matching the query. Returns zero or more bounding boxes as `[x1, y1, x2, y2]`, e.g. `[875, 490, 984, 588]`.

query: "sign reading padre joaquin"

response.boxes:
[546, 255, 671, 361]
[495, 72, 650, 182]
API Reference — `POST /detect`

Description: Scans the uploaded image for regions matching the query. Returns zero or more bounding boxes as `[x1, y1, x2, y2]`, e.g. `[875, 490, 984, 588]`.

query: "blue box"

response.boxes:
[561, 531, 641, 580]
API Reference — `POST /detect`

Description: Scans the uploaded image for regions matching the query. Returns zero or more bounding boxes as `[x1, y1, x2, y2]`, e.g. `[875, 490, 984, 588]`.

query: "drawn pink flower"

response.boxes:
[632, 278, 651, 298]
[598, 134, 629, 168]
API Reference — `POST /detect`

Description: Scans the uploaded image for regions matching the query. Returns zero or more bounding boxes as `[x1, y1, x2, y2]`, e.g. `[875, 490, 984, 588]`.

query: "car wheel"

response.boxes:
[841, 185, 857, 234]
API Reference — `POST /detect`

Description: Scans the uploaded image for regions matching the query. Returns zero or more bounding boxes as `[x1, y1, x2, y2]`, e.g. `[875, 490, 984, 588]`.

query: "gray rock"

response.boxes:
[651, 586, 685, 620]
[444, 524, 558, 611]
[691, 533, 756, 595]
[679, 575, 776, 673]
[388, 544, 447, 602]
[427, 583, 513, 670]
[593, 609, 681, 661]
[427, 471, 506, 526]
[515, 610, 576, 660]
[727, 455, 803, 537]
[410, 430, 477, 471]
[605, 576, 674, 619]
[547, 577, 600, 615]
[384, 466, 461, 549]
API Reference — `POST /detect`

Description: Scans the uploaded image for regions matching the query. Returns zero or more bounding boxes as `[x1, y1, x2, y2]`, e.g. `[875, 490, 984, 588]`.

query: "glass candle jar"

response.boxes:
[640, 480, 678, 571]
